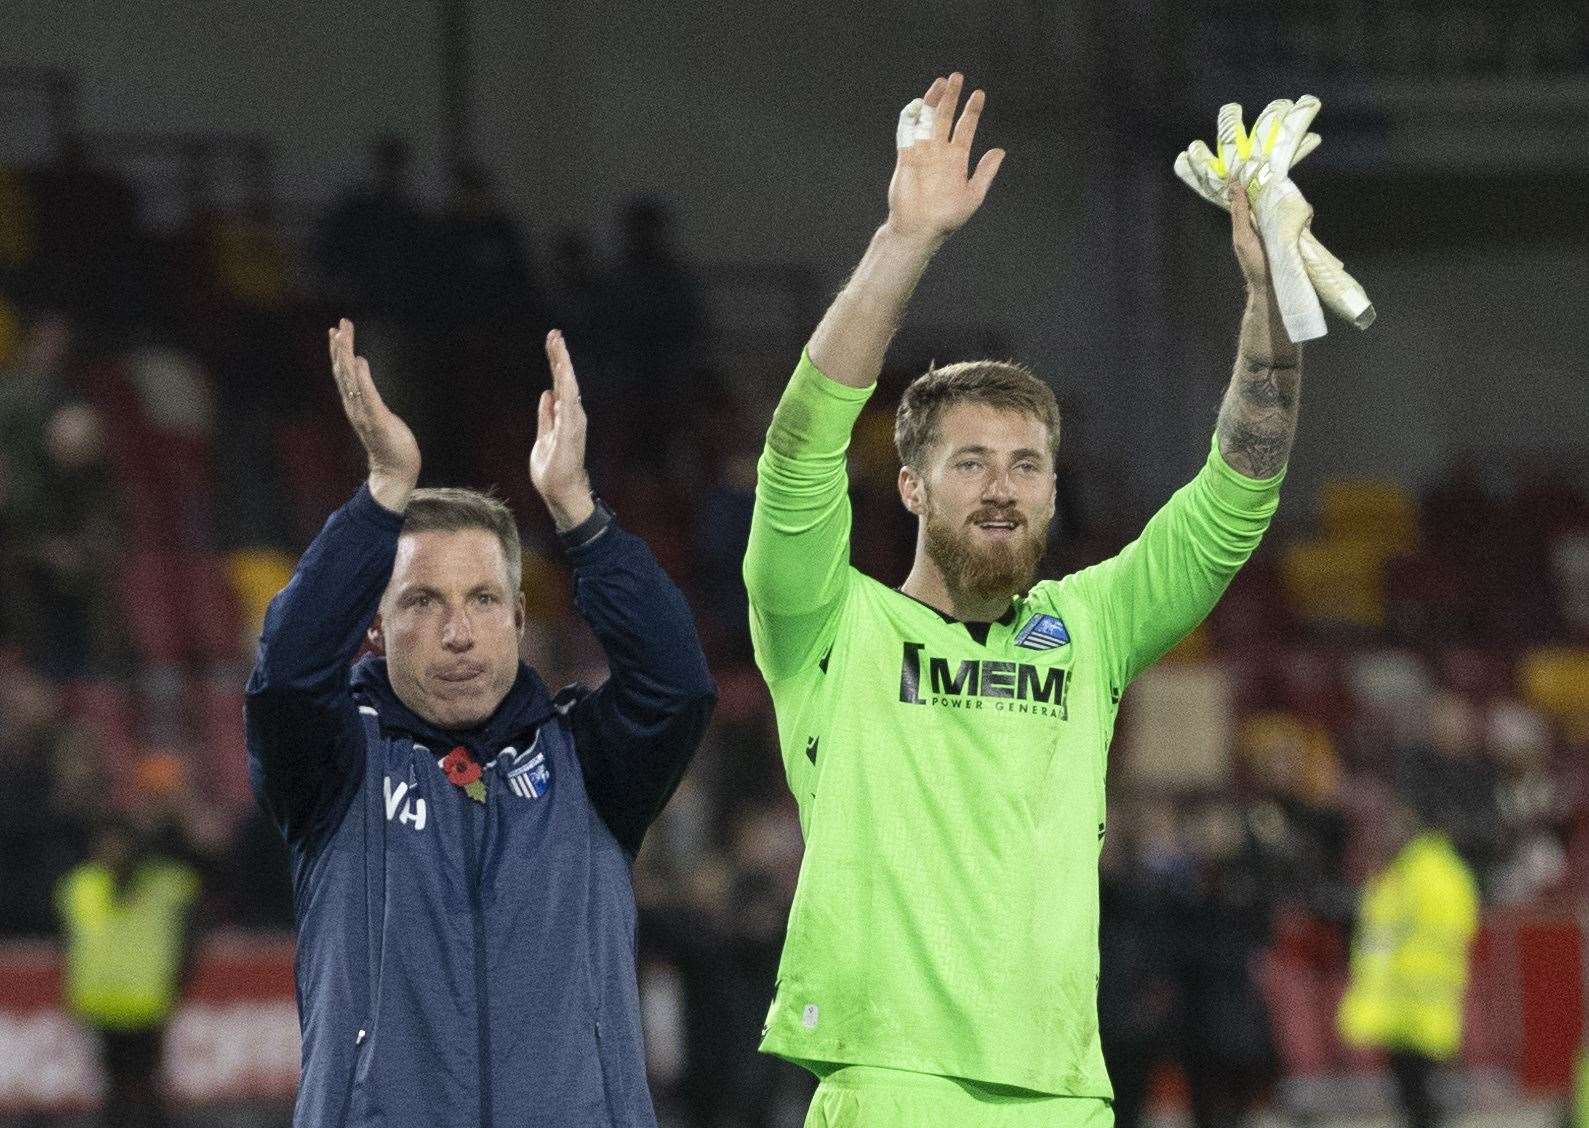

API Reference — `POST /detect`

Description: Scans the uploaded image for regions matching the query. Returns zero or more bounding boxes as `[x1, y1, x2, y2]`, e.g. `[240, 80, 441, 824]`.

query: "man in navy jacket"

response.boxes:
[246, 321, 715, 1128]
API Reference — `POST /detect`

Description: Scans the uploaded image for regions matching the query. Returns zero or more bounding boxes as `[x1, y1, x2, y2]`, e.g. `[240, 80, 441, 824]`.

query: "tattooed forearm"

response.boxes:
[1217, 360, 1300, 478]
[1216, 296, 1302, 479]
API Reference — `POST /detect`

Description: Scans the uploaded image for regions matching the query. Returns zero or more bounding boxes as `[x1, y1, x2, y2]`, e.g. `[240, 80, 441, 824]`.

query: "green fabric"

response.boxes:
[1574, 1045, 1589, 1128]
[745, 352, 1281, 1096]
[804, 1066, 1114, 1128]
[56, 859, 200, 1029]
[1338, 832, 1480, 1059]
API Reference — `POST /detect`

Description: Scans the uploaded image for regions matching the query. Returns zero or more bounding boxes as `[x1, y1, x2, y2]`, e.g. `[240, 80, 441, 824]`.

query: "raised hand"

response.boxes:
[328, 318, 419, 512]
[1228, 174, 1276, 294]
[1174, 97, 1375, 337]
[885, 73, 1006, 246]
[530, 329, 594, 531]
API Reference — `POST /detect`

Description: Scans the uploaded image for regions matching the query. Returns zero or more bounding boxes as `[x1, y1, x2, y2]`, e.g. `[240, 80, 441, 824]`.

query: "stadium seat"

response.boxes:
[1382, 551, 1476, 642]
[225, 548, 295, 645]
[1516, 647, 1589, 735]
[1260, 947, 1336, 1076]
[1281, 538, 1388, 629]
[1208, 556, 1295, 649]
[120, 551, 242, 665]
[1344, 648, 1433, 716]
[275, 417, 356, 544]
[1318, 478, 1420, 554]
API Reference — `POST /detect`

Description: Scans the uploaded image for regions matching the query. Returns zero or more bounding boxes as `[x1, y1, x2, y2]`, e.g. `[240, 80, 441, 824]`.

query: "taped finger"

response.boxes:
[896, 98, 937, 150]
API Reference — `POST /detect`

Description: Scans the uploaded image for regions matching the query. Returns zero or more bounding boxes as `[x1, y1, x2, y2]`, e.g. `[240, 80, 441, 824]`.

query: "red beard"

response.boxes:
[923, 503, 1046, 607]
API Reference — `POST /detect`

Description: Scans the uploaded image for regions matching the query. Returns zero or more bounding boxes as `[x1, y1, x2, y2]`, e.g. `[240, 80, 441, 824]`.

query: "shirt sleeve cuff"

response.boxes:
[793, 350, 878, 404]
[559, 500, 619, 562]
[765, 351, 877, 459]
[348, 482, 408, 532]
[1205, 433, 1286, 508]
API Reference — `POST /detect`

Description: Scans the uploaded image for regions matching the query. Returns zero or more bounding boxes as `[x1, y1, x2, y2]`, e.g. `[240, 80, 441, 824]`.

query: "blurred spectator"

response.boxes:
[547, 227, 600, 344]
[26, 136, 143, 327]
[1390, 690, 1502, 882]
[314, 137, 430, 441]
[0, 372, 126, 675]
[418, 160, 543, 485]
[639, 799, 811, 1128]
[427, 159, 539, 333]
[195, 143, 296, 317]
[55, 812, 202, 1128]
[692, 387, 764, 662]
[315, 135, 427, 322]
[1338, 803, 1480, 1128]
[590, 196, 703, 442]
[28, 402, 124, 674]
[1235, 707, 1353, 926]
[1098, 809, 1178, 1128]
[0, 306, 73, 447]
[1173, 802, 1280, 1128]
[0, 656, 99, 935]
[1485, 696, 1570, 903]
[1101, 799, 1279, 1128]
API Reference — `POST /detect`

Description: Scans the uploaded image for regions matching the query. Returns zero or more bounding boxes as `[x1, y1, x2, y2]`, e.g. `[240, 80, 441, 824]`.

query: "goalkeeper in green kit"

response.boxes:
[744, 72, 1334, 1127]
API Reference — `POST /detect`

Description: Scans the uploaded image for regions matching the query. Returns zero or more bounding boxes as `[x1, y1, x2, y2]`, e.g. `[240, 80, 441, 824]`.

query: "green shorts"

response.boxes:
[803, 1065, 1114, 1128]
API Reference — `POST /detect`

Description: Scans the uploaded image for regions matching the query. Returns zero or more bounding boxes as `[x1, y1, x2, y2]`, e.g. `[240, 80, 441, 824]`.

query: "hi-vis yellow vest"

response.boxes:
[56, 860, 200, 1029]
[1337, 832, 1479, 1060]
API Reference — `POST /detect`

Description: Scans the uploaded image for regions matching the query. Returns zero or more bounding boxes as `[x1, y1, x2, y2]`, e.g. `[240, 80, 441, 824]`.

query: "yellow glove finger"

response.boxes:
[1216, 102, 1250, 171]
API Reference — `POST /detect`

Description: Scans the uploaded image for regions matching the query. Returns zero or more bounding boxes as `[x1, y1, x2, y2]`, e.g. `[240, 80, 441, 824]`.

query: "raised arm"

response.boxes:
[534, 332, 716, 855]
[807, 73, 1006, 386]
[1078, 184, 1302, 692]
[744, 74, 1006, 681]
[1217, 178, 1303, 479]
[245, 321, 420, 842]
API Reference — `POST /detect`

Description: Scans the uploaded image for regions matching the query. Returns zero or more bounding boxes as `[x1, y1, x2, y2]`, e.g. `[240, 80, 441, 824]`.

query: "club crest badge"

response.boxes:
[1014, 613, 1070, 651]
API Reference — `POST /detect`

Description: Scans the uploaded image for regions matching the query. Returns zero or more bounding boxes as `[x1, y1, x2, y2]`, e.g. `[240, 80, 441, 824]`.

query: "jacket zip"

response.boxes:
[464, 793, 493, 1128]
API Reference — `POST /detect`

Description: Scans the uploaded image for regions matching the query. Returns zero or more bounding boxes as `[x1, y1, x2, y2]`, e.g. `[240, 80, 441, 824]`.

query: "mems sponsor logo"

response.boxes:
[897, 642, 1068, 719]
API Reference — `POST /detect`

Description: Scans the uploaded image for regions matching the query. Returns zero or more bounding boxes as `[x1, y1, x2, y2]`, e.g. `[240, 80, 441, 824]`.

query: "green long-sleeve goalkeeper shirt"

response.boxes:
[743, 351, 1283, 1097]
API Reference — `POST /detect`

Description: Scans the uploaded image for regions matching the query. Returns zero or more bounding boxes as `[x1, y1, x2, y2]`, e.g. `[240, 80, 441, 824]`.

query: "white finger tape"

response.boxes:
[896, 98, 936, 150]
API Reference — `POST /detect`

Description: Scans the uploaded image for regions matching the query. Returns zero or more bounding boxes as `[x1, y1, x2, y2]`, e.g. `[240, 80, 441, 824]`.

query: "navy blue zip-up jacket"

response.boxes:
[245, 485, 715, 1128]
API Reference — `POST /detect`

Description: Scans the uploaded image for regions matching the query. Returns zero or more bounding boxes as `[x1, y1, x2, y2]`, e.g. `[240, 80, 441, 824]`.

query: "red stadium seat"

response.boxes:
[1260, 949, 1335, 1076]
[275, 417, 357, 545]
[119, 551, 242, 665]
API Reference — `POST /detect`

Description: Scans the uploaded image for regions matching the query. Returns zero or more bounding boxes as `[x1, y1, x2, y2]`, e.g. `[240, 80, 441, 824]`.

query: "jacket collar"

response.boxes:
[350, 656, 556, 758]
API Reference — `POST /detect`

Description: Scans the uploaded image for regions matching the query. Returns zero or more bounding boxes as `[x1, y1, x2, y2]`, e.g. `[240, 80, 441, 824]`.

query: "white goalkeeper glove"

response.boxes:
[1174, 96, 1375, 341]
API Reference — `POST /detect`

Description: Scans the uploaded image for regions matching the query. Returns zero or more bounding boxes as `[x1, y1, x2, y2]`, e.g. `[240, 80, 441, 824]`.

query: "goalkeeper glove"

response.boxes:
[1175, 96, 1375, 341]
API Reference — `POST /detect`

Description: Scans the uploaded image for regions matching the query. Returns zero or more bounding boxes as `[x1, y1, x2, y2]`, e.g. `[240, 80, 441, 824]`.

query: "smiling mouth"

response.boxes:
[972, 517, 1022, 534]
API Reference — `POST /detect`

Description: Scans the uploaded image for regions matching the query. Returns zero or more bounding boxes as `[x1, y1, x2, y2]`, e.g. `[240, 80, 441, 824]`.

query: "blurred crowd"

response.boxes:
[1, 133, 1586, 1127]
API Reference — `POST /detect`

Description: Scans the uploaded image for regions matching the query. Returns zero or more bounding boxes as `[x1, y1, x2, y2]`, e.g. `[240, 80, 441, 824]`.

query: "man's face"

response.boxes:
[373, 528, 524, 730]
[902, 402, 1056, 605]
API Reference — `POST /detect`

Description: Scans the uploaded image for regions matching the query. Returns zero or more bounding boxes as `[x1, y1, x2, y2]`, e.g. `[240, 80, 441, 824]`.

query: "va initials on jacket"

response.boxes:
[384, 776, 428, 831]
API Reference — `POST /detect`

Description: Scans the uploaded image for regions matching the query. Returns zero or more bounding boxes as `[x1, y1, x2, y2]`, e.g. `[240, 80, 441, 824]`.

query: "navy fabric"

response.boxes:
[245, 485, 715, 1128]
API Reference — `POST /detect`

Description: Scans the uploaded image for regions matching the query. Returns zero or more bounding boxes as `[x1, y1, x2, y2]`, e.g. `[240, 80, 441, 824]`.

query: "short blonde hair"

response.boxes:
[401, 487, 522, 591]
[894, 360, 1061, 469]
